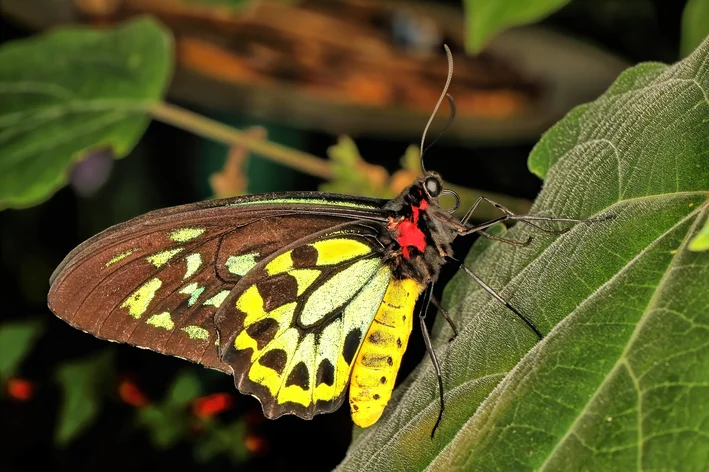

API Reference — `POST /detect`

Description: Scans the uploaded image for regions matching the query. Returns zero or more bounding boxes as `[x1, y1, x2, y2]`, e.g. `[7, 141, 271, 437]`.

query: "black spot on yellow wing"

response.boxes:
[259, 349, 288, 374]
[245, 318, 279, 350]
[343, 328, 362, 365]
[257, 274, 298, 312]
[291, 245, 318, 267]
[317, 360, 335, 387]
[286, 362, 310, 390]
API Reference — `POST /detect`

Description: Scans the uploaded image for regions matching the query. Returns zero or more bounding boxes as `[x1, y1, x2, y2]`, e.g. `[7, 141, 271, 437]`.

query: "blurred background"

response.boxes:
[0, 0, 695, 470]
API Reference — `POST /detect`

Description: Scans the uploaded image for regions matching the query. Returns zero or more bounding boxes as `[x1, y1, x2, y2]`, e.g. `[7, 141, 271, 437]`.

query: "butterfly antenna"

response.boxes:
[420, 44, 456, 174]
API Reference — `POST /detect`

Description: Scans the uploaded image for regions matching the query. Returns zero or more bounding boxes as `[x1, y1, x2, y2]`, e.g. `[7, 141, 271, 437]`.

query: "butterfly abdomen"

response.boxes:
[348, 278, 424, 427]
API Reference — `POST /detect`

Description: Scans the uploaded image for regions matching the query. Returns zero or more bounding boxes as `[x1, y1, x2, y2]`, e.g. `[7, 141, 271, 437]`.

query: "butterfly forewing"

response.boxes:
[48, 194, 388, 372]
[215, 228, 391, 419]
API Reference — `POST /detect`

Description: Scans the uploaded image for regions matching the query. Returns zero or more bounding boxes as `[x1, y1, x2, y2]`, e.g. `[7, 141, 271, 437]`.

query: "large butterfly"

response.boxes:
[47, 47, 605, 435]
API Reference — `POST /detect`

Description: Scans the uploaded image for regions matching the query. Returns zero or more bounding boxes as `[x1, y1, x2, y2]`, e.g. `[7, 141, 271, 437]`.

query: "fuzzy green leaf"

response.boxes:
[0, 319, 44, 383]
[55, 350, 115, 446]
[136, 370, 203, 449]
[0, 16, 172, 210]
[339, 36, 709, 472]
[463, 0, 570, 53]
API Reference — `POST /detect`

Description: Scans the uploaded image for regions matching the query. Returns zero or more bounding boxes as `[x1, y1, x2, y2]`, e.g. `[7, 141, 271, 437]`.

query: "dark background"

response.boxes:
[0, 1, 687, 470]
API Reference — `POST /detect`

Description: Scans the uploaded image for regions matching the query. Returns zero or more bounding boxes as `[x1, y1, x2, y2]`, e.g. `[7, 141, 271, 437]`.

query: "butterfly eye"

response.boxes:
[424, 177, 442, 197]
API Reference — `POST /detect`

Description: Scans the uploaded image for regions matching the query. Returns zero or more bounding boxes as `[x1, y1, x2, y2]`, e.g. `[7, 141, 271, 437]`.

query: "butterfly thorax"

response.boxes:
[382, 175, 457, 284]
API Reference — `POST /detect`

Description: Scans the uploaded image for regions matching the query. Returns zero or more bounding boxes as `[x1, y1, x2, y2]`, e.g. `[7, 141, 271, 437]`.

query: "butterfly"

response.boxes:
[47, 45, 609, 436]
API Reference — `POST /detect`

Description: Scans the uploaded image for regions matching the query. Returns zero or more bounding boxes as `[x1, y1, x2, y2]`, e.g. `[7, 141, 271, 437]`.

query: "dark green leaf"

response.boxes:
[0, 17, 172, 210]
[681, 0, 709, 58]
[166, 369, 203, 406]
[136, 406, 188, 449]
[136, 370, 203, 449]
[55, 350, 115, 446]
[463, 0, 570, 53]
[340, 35, 709, 472]
[194, 420, 249, 464]
[0, 319, 44, 383]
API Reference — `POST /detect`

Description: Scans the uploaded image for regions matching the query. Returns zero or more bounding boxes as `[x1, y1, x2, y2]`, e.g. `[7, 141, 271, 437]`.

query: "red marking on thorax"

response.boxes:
[396, 200, 428, 259]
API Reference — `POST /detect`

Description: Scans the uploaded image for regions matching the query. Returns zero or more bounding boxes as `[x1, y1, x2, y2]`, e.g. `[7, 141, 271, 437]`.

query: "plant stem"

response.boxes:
[149, 101, 333, 179]
[149, 101, 533, 220]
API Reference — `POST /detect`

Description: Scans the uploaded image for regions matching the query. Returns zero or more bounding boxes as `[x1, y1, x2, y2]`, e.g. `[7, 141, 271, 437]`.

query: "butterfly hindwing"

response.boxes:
[48, 194, 387, 372]
[216, 228, 393, 419]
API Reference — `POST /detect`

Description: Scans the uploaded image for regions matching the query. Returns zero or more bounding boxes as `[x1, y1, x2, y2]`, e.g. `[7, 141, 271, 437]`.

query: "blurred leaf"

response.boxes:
[400, 144, 421, 174]
[319, 136, 392, 198]
[194, 420, 249, 464]
[340, 35, 709, 472]
[681, 0, 709, 58]
[136, 370, 203, 448]
[0, 319, 44, 383]
[0, 16, 173, 210]
[55, 350, 115, 446]
[136, 405, 188, 449]
[463, 0, 570, 53]
[689, 218, 709, 251]
[166, 369, 203, 406]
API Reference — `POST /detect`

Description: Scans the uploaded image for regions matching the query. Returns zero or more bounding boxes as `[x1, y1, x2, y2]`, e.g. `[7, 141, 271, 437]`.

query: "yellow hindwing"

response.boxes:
[349, 278, 425, 427]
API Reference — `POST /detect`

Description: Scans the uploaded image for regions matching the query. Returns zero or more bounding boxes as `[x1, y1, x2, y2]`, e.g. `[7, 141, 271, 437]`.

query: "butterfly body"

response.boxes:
[48, 172, 458, 427]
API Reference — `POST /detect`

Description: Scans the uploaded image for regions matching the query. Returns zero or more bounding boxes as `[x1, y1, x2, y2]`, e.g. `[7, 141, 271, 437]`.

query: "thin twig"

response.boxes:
[150, 101, 333, 179]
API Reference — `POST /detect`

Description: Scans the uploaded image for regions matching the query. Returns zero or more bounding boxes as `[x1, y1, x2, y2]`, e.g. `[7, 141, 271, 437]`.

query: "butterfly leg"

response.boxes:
[477, 231, 534, 247]
[459, 196, 613, 237]
[448, 257, 544, 340]
[419, 284, 446, 439]
[429, 296, 458, 341]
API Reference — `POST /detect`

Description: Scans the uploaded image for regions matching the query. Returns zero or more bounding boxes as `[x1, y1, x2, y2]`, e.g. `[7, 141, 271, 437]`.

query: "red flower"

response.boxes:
[244, 433, 268, 455]
[192, 393, 234, 418]
[7, 377, 34, 401]
[118, 379, 150, 407]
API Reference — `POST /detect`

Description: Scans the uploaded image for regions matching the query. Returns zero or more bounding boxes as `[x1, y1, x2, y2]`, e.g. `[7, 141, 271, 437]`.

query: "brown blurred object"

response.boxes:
[82, 0, 540, 115]
[72, 0, 121, 17]
[2, 0, 630, 143]
[209, 125, 267, 199]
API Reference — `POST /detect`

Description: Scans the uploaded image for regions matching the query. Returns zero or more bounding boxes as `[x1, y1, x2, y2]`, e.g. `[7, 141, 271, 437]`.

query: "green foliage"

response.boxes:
[194, 420, 249, 464]
[339, 36, 709, 472]
[0, 319, 44, 383]
[463, 0, 570, 53]
[681, 0, 709, 58]
[136, 370, 203, 449]
[136, 370, 249, 465]
[0, 17, 172, 210]
[55, 350, 115, 446]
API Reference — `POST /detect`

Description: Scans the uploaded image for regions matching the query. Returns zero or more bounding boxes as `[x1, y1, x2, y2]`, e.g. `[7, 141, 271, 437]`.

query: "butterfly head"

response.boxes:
[417, 171, 460, 215]
[423, 174, 442, 198]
